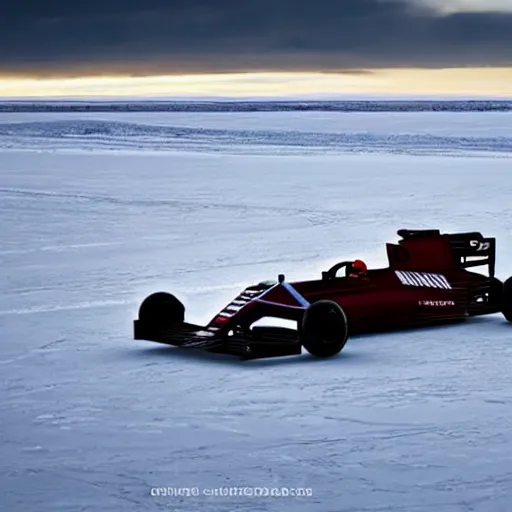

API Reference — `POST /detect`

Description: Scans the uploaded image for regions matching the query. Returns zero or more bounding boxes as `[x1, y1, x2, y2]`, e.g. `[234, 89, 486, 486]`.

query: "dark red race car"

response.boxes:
[133, 229, 512, 359]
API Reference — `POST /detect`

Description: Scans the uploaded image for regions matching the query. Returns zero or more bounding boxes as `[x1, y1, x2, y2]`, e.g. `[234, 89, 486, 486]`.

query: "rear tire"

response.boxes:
[138, 292, 185, 326]
[299, 300, 349, 358]
[489, 277, 504, 309]
[502, 277, 512, 322]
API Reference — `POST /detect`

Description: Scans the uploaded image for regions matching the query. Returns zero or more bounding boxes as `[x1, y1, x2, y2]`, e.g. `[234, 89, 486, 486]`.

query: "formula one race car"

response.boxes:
[133, 229, 512, 359]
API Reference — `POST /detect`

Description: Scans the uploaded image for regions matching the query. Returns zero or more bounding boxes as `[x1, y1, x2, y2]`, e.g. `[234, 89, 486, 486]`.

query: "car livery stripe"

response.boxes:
[398, 271, 417, 286]
[429, 274, 451, 289]
[206, 282, 278, 331]
[408, 272, 425, 287]
[395, 270, 452, 290]
[421, 274, 439, 288]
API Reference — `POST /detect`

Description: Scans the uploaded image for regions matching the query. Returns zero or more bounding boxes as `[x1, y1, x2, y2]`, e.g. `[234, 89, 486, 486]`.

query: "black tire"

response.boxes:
[138, 292, 185, 325]
[489, 277, 504, 309]
[502, 277, 512, 322]
[299, 300, 349, 358]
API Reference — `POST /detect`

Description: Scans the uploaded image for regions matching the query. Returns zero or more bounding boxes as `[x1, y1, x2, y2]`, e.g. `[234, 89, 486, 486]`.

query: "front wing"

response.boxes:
[134, 319, 302, 359]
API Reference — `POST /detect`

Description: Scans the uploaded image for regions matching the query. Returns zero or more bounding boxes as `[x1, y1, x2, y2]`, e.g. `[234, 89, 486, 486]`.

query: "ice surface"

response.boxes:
[1, 111, 512, 156]
[1, 111, 512, 512]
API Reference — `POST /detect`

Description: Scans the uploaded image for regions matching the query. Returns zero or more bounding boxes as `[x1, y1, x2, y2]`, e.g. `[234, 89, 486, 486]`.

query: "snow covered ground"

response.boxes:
[1, 111, 512, 512]
[1, 111, 512, 155]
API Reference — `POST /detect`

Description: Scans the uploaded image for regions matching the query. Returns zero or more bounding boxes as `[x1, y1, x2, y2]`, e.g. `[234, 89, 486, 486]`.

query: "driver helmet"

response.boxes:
[352, 259, 368, 274]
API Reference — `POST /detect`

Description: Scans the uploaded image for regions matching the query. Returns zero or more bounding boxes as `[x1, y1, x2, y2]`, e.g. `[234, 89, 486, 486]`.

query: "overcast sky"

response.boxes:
[1, 0, 511, 77]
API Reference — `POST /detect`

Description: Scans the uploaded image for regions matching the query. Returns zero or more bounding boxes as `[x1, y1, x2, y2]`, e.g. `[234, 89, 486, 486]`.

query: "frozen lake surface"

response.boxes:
[1, 111, 512, 511]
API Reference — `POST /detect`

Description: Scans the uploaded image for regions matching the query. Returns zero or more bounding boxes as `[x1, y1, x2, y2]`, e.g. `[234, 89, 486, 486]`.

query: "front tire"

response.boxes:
[138, 292, 185, 326]
[299, 300, 349, 358]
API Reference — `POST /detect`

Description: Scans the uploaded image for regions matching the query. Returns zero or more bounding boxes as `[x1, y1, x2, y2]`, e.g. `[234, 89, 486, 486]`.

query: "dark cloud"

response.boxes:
[1, 0, 511, 77]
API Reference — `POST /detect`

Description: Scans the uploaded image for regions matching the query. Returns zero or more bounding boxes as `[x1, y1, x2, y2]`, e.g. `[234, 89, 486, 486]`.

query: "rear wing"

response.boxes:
[447, 232, 496, 278]
[395, 229, 496, 278]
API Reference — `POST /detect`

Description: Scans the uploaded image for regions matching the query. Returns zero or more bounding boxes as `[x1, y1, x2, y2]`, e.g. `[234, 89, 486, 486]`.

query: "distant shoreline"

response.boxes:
[1, 100, 511, 113]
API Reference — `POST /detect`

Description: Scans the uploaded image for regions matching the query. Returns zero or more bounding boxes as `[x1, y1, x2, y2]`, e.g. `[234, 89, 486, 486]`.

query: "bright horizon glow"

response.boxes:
[0, 68, 511, 99]
[417, 0, 512, 13]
